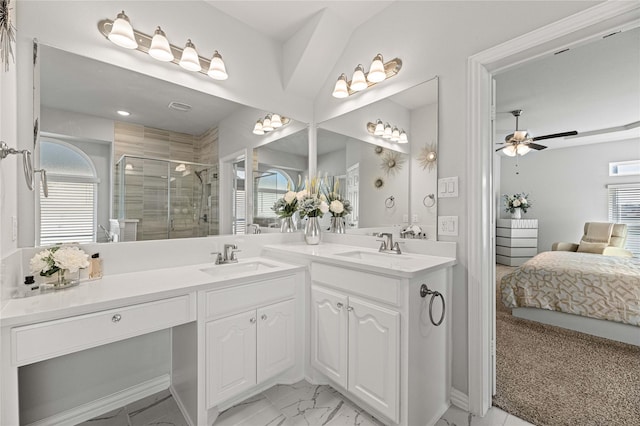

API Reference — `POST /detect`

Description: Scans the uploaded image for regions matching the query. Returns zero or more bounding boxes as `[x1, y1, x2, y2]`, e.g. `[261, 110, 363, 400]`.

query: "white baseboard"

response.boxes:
[170, 384, 195, 426]
[27, 374, 170, 426]
[450, 387, 469, 412]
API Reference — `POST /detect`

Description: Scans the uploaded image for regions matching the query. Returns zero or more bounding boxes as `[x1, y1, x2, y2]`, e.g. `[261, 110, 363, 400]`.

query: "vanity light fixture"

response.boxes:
[367, 120, 409, 144]
[99, 12, 228, 81]
[332, 54, 402, 98]
[253, 113, 290, 135]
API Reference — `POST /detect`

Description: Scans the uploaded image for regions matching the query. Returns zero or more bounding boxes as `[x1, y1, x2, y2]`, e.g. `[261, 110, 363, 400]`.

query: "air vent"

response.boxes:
[168, 101, 192, 112]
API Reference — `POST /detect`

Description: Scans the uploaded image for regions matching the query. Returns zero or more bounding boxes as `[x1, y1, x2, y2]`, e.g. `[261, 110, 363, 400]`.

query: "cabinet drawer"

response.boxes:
[12, 294, 195, 366]
[311, 263, 401, 306]
[205, 275, 296, 320]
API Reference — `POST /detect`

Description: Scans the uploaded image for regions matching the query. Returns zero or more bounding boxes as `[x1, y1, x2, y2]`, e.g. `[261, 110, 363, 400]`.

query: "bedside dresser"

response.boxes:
[496, 219, 538, 266]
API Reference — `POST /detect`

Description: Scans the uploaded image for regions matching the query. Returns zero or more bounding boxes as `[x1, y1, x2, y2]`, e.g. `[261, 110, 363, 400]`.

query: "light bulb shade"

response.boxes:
[148, 27, 173, 62]
[179, 39, 201, 72]
[502, 145, 517, 157]
[374, 119, 384, 136]
[262, 115, 273, 132]
[108, 11, 138, 49]
[391, 127, 400, 142]
[398, 130, 408, 144]
[383, 123, 392, 139]
[367, 54, 386, 83]
[207, 51, 228, 80]
[271, 113, 283, 128]
[332, 74, 349, 98]
[516, 144, 531, 155]
[253, 120, 264, 135]
[350, 64, 368, 91]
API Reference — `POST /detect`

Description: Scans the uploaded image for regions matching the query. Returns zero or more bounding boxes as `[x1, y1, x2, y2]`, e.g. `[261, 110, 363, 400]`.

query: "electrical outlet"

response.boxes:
[12, 216, 17, 241]
[438, 216, 458, 236]
[412, 214, 419, 223]
[402, 214, 409, 223]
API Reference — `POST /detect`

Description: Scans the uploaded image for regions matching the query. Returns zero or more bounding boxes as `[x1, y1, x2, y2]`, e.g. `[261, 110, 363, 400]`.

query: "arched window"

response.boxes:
[39, 140, 99, 245]
[254, 169, 292, 219]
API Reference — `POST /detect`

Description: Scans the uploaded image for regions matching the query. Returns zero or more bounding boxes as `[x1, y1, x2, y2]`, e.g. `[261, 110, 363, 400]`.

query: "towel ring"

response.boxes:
[423, 193, 435, 208]
[420, 284, 445, 326]
[1, 141, 34, 191]
[385, 195, 395, 208]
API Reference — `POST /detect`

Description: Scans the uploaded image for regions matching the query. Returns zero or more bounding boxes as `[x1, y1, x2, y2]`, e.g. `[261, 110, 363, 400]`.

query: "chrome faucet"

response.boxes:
[377, 233, 402, 254]
[223, 244, 240, 263]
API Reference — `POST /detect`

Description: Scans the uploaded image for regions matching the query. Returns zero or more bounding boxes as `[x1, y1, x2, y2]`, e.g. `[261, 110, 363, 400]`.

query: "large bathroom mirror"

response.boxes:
[318, 78, 439, 238]
[35, 43, 304, 245]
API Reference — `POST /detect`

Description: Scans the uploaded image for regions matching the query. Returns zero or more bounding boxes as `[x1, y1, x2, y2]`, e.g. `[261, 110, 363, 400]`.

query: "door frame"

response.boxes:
[465, 1, 640, 416]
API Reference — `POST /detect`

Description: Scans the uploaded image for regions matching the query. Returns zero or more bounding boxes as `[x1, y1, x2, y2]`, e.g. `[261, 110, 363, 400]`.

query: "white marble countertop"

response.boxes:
[263, 242, 456, 278]
[0, 257, 303, 327]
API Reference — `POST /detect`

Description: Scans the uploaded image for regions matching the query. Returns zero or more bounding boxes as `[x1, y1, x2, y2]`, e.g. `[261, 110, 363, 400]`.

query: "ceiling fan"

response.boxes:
[496, 109, 578, 156]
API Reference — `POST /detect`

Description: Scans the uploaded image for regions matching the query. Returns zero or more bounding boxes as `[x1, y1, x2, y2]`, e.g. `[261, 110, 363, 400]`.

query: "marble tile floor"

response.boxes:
[80, 380, 534, 426]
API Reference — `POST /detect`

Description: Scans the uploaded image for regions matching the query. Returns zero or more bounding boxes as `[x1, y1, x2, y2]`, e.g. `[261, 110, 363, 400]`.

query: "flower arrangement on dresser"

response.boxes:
[30, 245, 90, 288]
[503, 192, 532, 219]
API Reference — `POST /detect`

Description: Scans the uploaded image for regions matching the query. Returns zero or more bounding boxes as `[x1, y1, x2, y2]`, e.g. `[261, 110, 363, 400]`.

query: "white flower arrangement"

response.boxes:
[297, 176, 329, 218]
[30, 245, 90, 277]
[272, 176, 303, 218]
[503, 193, 532, 214]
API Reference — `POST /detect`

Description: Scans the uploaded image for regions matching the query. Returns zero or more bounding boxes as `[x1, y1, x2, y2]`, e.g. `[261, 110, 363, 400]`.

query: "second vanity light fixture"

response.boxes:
[253, 113, 291, 135]
[367, 119, 408, 144]
[99, 11, 228, 81]
[332, 54, 402, 98]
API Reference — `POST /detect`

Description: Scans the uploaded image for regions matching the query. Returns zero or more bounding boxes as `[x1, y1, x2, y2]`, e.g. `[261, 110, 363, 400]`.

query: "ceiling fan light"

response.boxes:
[253, 120, 264, 135]
[262, 115, 274, 132]
[271, 113, 283, 128]
[367, 54, 386, 83]
[374, 119, 384, 136]
[516, 144, 531, 156]
[108, 11, 138, 49]
[502, 145, 517, 157]
[332, 74, 349, 98]
[350, 64, 368, 92]
[383, 123, 392, 139]
[148, 27, 173, 62]
[179, 39, 201, 72]
[398, 130, 408, 144]
[207, 51, 228, 80]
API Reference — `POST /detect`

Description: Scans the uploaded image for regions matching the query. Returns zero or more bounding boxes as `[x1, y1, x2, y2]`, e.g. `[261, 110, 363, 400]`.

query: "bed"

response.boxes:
[501, 251, 640, 345]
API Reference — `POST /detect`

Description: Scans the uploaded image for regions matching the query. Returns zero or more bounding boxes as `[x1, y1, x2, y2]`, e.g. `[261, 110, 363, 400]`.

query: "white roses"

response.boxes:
[329, 200, 344, 215]
[30, 245, 90, 276]
[283, 191, 296, 204]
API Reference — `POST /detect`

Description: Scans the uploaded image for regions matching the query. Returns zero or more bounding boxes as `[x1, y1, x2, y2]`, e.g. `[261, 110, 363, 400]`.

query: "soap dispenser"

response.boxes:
[89, 253, 103, 280]
[14, 275, 39, 298]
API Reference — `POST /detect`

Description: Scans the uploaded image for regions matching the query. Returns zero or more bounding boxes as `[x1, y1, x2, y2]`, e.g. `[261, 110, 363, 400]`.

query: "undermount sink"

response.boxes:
[200, 261, 277, 277]
[334, 251, 416, 263]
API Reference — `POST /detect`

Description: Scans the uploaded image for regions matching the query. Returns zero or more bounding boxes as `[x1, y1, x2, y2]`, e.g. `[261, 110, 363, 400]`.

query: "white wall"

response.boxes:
[318, 148, 346, 177]
[499, 138, 639, 253]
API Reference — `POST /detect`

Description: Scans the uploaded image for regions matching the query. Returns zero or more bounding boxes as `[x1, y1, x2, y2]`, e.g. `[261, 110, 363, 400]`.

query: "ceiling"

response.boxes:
[495, 26, 640, 151]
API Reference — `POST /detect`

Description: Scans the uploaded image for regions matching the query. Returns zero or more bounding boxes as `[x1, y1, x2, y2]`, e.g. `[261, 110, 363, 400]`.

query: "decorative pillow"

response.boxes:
[577, 241, 608, 254]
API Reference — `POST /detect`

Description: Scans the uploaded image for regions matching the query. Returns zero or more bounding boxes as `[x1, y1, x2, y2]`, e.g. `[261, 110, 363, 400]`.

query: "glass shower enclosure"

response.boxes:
[114, 155, 218, 241]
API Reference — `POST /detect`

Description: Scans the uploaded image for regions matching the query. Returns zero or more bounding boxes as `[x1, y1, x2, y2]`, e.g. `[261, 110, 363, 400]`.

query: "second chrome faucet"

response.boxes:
[213, 244, 241, 264]
[377, 233, 403, 254]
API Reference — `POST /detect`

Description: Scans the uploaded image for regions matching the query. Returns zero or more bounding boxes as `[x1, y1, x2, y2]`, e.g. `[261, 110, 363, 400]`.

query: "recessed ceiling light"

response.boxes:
[117, 110, 131, 116]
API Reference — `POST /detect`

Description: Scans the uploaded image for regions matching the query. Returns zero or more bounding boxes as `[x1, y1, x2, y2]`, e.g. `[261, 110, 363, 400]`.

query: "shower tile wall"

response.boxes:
[114, 122, 219, 240]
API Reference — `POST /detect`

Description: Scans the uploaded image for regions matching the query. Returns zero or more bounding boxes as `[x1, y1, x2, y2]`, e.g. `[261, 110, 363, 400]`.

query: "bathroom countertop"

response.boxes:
[263, 242, 456, 278]
[0, 257, 304, 327]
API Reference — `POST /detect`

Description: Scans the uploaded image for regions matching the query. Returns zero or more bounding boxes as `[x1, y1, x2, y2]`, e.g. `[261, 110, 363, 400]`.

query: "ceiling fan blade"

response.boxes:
[532, 130, 578, 141]
[527, 142, 547, 150]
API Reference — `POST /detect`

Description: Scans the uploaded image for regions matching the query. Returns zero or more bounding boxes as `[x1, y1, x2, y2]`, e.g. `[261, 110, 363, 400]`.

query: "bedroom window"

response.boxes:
[608, 183, 640, 256]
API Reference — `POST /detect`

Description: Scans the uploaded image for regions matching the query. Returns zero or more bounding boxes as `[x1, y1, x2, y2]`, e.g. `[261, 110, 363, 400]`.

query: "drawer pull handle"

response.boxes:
[250, 317, 256, 324]
[261, 314, 267, 321]
[111, 314, 122, 323]
[336, 302, 344, 309]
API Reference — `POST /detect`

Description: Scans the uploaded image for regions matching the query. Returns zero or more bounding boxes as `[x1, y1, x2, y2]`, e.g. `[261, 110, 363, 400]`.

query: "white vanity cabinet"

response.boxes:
[203, 275, 298, 409]
[309, 260, 452, 426]
[311, 285, 400, 422]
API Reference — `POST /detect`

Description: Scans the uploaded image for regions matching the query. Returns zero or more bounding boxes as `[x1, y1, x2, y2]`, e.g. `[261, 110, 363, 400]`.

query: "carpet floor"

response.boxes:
[492, 265, 640, 426]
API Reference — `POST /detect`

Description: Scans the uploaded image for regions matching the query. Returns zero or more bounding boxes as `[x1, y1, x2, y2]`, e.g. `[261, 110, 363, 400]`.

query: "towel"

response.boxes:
[583, 222, 614, 243]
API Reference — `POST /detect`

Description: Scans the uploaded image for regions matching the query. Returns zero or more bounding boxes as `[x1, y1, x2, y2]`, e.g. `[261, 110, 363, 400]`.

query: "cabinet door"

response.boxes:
[311, 286, 348, 388]
[206, 310, 257, 407]
[257, 299, 295, 383]
[347, 297, 400, 423]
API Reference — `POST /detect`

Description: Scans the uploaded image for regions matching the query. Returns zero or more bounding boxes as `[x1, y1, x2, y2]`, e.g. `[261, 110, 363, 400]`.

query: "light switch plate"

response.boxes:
[438, 177, 459, 198]
[438, 216, 458, 236]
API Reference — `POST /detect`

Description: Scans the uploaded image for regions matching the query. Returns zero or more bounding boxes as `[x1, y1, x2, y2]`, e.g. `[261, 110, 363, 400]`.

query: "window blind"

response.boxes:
[40, 181, 96, 245]
[608, 183, 640, 256]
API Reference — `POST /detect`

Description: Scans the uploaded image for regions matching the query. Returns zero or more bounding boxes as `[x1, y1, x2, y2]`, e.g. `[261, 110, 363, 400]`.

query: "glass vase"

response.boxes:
[304, 216, 321, 245]
[42, 269, 79, 291]
[330, 216, 346, 234]
[280, 216, 296, 233]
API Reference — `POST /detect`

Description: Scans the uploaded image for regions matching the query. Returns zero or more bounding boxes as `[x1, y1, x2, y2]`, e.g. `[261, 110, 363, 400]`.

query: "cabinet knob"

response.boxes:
[261, 314, 267, 321]
[111, 314, 122, 323]
[346, 306, 354, 312]
[250, 317, 256, 324]
[336, 302, 344, 309]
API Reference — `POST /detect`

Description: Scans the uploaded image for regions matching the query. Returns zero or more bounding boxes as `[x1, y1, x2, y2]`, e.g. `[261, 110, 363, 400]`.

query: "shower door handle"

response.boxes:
[170, 218, 175, 231]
